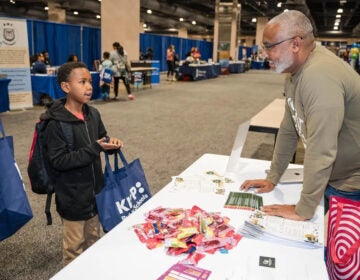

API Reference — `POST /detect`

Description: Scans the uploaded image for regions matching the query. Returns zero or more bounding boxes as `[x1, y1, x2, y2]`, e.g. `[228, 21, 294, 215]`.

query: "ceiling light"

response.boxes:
[337, 8, 343, 13]
[73, 11, 79, 15]
[44, 6, 48, 11]
[96, 15, 101, 19]
[10, 0, 15, 4]
[339, 0, 346, 3]
[336, 14, 341, 18]
[252, 17, 257, 23]
[192, 20, 196, 25]
[277, 2, 282, 8]
[335, 19, 341, 23]
[143, 23, 147, 28]
[179, 17, 184, 22]
[147, 9, 152, 14]
[333, 26, 339, 30]
[334, 22, 339, 26]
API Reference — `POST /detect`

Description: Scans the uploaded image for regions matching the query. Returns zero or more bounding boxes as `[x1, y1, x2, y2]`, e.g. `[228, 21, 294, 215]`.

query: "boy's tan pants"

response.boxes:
[61, 215, 100, 267]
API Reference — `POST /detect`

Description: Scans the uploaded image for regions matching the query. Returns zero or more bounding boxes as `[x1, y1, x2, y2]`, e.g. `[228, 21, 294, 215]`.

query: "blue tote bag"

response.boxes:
[96, 150, 151, 232]
[0, 119, 33, 241]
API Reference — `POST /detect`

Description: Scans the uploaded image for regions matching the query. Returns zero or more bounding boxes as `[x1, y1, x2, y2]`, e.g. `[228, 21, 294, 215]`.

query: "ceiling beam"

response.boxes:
[141, 0, 213, 26]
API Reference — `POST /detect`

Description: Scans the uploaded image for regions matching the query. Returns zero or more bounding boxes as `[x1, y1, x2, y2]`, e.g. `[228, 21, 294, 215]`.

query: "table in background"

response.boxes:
[0, 78, 11, 112]
[31, 72, 101, 104]
[228, 61, 246, 73]
[130, 60, 160, 85]
[249, 98, 285, 141]
[249, 98, 299, 162]
[51, 154, 327, 280]
[251, 60, 264, 69]
[129, 67, 157, 89]
[179, 63, 220, 81]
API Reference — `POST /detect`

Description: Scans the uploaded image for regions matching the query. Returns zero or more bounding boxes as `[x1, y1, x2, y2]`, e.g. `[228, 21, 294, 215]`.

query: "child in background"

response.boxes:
[99, 51, 113, 101]
[41, 62, 123, 266]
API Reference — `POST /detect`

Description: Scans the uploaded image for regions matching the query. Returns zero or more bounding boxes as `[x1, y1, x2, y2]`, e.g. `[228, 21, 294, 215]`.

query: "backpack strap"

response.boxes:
[59, 121, 75, 150]
[45, 191, 53, 225]
[44, 121, 75, 225]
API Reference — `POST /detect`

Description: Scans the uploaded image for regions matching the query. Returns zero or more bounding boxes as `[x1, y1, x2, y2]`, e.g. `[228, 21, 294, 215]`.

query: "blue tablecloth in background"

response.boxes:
[31, 72, 101, 104]
[229, 62, 246, 73]
[251, 60, 264, 69]
[0, 78, 11, 112]
[179, 64, 220, 81]
[214, 64, 221, 76]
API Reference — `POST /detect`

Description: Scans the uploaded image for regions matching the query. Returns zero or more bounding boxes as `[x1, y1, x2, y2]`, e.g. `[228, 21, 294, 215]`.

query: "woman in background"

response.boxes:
[110, 42, 134, 100]
[166, 44, 176, 81]
[67, 54, 79, 62]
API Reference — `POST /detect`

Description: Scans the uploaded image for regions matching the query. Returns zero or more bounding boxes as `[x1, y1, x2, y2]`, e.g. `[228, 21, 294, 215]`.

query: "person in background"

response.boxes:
[42, 50, 51, 66]
[67, 54, 79, 63]
[139, 49, 145, 60]
[42, 62, 123, 266]
[110, 42, 134, 100]
[185, 47, 195, 58]
[349, 43, 359, 71]
[30, 54, 38, 66]
[240, 10, 360, 220]
[144, 47, 154, 60]
[192, 47, 201, 62]
[99, 51, 113, 101]
[166, 44, 176, 81]
[31, 53, 47, 74]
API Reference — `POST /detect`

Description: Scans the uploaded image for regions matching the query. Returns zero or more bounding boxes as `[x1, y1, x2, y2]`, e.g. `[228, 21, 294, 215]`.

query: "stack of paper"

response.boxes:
[238, 211, 322, 249]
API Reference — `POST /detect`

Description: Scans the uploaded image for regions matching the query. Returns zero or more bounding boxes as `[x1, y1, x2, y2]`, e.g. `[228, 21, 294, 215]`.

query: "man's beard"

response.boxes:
[273, 52, 294, 73]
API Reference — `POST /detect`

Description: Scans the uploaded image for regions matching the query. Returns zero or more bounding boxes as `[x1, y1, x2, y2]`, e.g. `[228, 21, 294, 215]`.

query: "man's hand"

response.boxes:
[261, 204, 306, 221]
[240, 179, 275, 193]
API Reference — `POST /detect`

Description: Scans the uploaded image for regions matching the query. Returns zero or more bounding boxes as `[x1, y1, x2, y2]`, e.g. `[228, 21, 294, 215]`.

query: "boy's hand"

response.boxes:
[97, 137, 123, 150]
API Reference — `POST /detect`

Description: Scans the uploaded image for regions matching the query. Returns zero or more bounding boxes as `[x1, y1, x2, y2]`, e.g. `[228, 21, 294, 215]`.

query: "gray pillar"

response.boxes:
[101, 0, 140, 62]
[256, 17, 268, 53]
[216, 1, 240, 61]
[213, 0, 220, 62]
[230, 0, 240, 60]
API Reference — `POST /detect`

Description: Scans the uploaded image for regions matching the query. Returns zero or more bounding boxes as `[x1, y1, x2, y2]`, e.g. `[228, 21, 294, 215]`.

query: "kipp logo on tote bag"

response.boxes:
[96, 150, 151, 232]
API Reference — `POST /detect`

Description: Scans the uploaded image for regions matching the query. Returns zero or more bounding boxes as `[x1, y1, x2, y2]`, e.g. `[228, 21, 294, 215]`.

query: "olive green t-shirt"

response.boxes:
[267, 44, 360, 219]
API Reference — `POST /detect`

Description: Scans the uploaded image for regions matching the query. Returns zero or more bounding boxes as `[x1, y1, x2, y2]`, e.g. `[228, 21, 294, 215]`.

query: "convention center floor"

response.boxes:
[0, 70, 303, 279]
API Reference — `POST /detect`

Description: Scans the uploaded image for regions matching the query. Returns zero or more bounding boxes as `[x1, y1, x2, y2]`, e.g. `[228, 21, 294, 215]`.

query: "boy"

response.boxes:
[41, 62, 123, 266]
[99, 51, 113, 101]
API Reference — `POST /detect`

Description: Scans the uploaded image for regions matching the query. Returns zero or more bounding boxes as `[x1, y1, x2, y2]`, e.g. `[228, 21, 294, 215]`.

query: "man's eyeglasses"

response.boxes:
[262, 36, 300, 51]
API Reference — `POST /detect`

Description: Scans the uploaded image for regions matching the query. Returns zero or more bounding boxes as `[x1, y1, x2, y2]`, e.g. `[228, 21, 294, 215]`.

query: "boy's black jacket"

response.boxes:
[41, 98, 107, 221]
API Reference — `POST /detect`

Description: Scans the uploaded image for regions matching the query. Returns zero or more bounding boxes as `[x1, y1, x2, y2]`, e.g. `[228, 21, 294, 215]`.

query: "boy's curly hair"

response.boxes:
[57, 62, 88, 85]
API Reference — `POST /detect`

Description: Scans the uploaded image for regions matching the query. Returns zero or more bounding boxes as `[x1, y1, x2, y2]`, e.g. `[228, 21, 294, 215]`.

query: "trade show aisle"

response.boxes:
[0, 70, 287, 280]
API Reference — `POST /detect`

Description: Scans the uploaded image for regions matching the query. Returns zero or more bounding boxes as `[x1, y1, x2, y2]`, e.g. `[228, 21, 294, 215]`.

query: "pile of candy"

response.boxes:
[132, 205, 242, 264]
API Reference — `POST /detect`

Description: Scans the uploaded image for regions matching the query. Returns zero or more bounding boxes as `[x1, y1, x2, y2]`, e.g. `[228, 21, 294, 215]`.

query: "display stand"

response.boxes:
[0, 78, 11, 112]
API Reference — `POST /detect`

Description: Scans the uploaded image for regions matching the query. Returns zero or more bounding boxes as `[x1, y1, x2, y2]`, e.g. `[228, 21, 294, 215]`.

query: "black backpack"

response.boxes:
[28, 119, 74, 225]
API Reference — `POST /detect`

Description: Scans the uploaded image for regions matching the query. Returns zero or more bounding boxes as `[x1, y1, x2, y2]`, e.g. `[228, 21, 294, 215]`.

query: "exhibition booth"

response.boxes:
[51, 154, 327, 280]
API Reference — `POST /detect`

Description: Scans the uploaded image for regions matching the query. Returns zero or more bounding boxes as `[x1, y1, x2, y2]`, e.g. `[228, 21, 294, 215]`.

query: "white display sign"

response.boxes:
[0, 17, 33, 110]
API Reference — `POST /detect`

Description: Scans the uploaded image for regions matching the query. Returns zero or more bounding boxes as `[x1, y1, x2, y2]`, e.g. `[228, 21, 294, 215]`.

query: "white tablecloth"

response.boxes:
[51, 154, 328, 280]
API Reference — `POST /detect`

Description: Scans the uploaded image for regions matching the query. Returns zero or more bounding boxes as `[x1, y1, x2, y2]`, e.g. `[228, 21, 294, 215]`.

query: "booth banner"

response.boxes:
[0, 17, 32, 110]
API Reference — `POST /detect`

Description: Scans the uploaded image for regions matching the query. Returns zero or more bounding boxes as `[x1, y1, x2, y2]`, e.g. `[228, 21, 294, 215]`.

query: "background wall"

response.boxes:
[27, 19, 101, 69]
